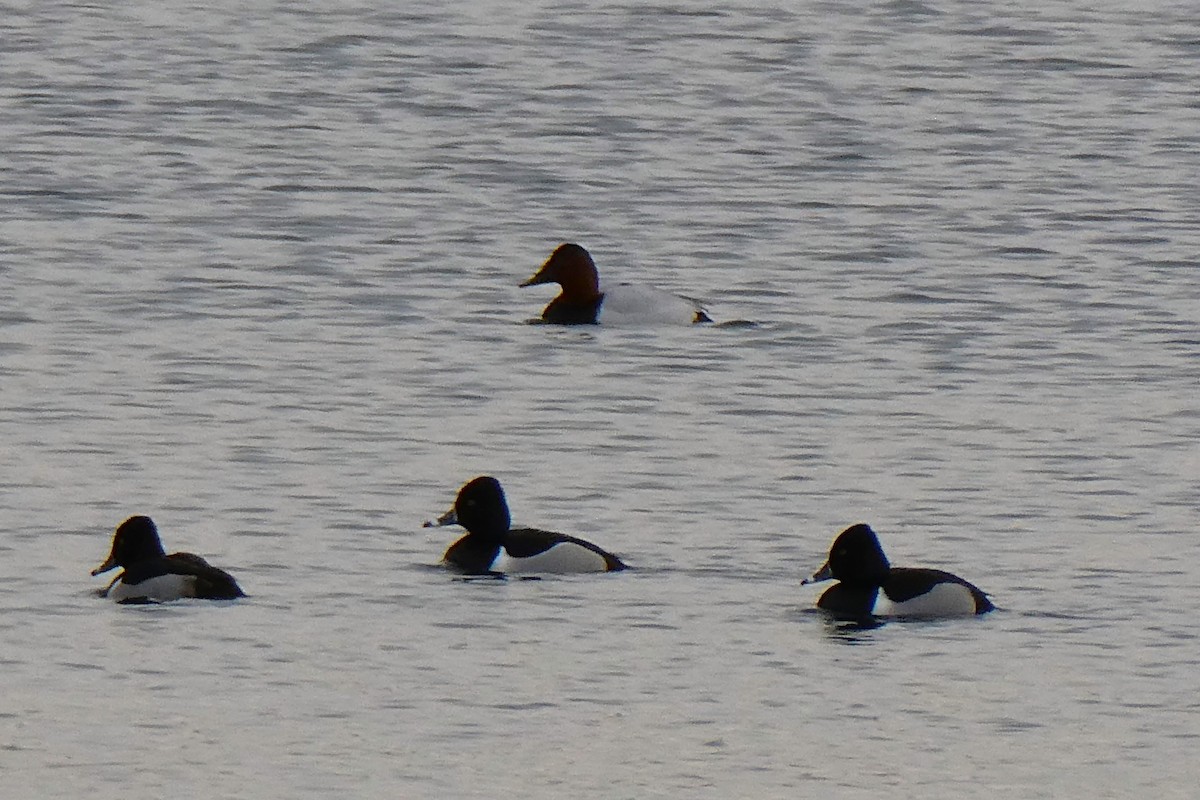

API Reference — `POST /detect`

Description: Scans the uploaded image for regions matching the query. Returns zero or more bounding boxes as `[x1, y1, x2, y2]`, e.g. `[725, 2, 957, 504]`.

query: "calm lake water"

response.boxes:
[2, 1, 1198, 797]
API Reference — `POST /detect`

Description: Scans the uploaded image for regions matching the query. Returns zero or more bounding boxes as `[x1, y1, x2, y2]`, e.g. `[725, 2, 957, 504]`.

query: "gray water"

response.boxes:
[2, 1, 1198, 797]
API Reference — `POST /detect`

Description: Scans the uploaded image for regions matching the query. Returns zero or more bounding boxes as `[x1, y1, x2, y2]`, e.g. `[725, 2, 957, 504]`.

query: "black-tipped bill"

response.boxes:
[91, 555, 118, 577]
[423, 507, 459, 528]
[802, 560, 834, 586]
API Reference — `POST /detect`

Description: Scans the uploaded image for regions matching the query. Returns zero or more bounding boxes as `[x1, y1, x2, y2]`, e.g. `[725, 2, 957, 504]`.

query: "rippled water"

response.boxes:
[2, 1, 1198, 797]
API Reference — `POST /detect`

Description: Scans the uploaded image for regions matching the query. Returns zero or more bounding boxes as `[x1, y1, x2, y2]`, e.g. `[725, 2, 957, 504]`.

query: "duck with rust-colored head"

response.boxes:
[521, 243, 712, 325]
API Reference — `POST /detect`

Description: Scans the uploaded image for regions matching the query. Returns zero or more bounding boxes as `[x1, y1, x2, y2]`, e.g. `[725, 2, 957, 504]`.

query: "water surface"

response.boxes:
[2, 1, 1198, 797]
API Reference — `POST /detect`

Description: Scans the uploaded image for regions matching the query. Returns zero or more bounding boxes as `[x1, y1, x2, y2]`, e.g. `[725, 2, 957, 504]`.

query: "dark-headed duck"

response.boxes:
[803, 523, 993, 621]
[92, 515, 245, 603]
[425, 476, 627, 575]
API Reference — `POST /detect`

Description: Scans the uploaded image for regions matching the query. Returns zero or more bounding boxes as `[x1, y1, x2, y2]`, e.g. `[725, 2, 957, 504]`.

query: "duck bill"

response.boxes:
[519, 271, 548, 288]
[801, 560, 834, 586]
[423, 506, 459, 528]
[91, 554, 118, 576]
[519, 260, 553, 287]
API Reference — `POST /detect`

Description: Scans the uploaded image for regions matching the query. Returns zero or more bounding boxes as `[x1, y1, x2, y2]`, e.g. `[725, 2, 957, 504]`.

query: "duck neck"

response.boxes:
[557, 258, 601, 302]
[461, 520, 508, 548]
[444, 535, 502, 575]
[842, 563, 891, 590]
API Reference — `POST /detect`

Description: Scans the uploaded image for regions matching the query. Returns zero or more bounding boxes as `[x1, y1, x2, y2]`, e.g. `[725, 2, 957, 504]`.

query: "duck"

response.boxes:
[91, 515, 245, 603]
[425, 476, 627, 575]
[520, 243, 712, 325]
[802, 523, 993, 620]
